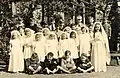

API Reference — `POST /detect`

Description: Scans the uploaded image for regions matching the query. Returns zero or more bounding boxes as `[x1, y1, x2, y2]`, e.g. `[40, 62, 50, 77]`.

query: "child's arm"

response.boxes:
[8, 42, 12, 55]
[51, 68, 58, 74]
[85, 66, 94, 72]
[77, 67, 86, 72]
[45, 67, 52, 74]
[71, 58, 75, 66]
[57, 66, 71, 74]
[61, 59, 66, 68]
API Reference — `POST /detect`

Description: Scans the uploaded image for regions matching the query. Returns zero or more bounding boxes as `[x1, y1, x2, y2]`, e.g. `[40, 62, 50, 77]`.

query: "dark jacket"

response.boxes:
[44, 58, 58, 70]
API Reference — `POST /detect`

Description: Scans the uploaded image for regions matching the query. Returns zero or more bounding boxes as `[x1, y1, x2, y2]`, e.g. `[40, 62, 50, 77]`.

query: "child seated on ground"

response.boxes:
[43, 52, 58, 74]
[76, 53, 94, 73]
[57, 50, 76, 74]
[26, 53, 42, 74]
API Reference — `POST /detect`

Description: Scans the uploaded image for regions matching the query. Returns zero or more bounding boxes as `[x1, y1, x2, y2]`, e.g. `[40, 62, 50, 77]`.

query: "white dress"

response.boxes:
[33, 40, 46, 62]
[23, 37, 33, 59]
[58, 39, 70, 58]
[69, 39, 78, 58]
[8, 39, 24, 72]
[91, 32, 107, 72]
[79, 33, 91, 56]
[45, 39, 58, 58]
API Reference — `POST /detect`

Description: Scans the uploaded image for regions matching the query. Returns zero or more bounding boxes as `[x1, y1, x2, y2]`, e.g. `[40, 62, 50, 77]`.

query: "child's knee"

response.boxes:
[38, 66, 42, 69]
[73, 66, 76, 69]
[28, 66, 33, 69]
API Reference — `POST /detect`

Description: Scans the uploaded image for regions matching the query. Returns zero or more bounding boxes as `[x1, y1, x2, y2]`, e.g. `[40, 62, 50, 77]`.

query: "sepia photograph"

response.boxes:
[0, 0, 120, 78]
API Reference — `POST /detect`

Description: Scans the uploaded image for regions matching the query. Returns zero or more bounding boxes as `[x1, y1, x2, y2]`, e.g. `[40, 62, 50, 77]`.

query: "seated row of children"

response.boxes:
[26, 51, 94, 74]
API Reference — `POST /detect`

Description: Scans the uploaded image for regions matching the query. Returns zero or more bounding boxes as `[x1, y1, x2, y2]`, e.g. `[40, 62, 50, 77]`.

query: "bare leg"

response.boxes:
[77, 67, 86, 73]
[52, 69, 58, 74]
[68, 66, 76, 72]
[33, 66, 42, 74]
[45, 68, 52, 74]
[28, 66, 35, 72]
[85, 66, 94, 72]
[57, 66, 71, 74]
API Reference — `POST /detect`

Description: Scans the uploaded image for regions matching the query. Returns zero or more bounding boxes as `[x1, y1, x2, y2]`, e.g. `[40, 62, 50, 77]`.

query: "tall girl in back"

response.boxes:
[91, 22, 110, 72]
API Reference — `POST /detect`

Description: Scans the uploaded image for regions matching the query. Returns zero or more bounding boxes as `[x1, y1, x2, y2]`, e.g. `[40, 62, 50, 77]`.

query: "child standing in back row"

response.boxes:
[8, 30, 24, 73]
[79, 27, 91, 57]
[33, 32, 46, 62]
[23, 28, 34, 59]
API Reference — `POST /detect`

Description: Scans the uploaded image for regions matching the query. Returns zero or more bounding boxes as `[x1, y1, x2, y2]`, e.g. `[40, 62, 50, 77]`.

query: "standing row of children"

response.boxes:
[8, 17, 110, 74]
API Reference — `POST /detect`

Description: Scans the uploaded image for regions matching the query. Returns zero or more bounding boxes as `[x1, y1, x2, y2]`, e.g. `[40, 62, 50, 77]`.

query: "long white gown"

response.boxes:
[23, 37, 33, 59]
[79, 33, 91, 56]
[8, 39, 24, 72]
[33, 40, 46, 62]
[91, 32, 107, 72]
[69, 39, 78, 59]
[45, 39, 58, 58]
[58, 39, 70, 58]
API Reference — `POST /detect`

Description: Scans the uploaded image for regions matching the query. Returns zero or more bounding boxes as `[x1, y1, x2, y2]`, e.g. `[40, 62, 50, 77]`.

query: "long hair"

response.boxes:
[92, 22, 111, 65]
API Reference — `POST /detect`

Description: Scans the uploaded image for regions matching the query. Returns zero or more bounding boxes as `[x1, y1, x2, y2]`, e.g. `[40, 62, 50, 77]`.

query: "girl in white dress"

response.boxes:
[33, 32, 46, 62]
[89, 25, 94, 40]
[69, 30, 79, 59]
[23, 28, 34, 59]
[18, 26, 25, 52]
[58, 32, 70, 58]
[45, 32, 58, 58]
[42, 28, 50, 41]
[75, 27, 82, 36]
[91, 22, 110, 72]
[8, 30, 24, 73]
[79, 27, 91, 57]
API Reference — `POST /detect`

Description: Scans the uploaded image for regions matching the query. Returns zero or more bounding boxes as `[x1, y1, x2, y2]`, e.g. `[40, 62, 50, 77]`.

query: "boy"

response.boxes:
[25, 53, 42, 74]
[76, 53, 94, 73]
[58, 50, 76, 73]
[43, 52, 58, 74]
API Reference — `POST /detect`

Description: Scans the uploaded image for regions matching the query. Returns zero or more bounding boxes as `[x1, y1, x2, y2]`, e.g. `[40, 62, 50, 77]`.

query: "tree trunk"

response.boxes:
[12, 2, 16, 17]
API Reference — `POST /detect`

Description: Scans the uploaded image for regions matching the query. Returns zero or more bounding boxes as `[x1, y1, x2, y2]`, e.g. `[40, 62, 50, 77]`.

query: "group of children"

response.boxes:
[25, 51, 94, 74]
[8, 21, 110, 74]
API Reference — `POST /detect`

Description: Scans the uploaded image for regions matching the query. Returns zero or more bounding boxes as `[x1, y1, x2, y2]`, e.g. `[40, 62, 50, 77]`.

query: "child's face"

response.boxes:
[64, 29, 71, 33]
[47, 55, 53, 60]
[49, 34, 55, 40]
[19, 28, 24, 34]
[81, 28, 86, 33]
[89, 26, 92, 32]
[81, 56, 87, 62]
[71, 26, 76, 30]
[61, 33, 67, 40]
[89, 18, 94, 23]
[35, 34, 42, 41]
[75, 28, 81, 33]
[25, 31, 31, 37]
[95, 24, 100, 31]
[12, 33, 18, 39]
[71, 33, 76, 39]
[65, 53, 71, 59]
[77, 17, 82, 23]
[59, 24, 64, 30]
[43, 29, 49, 36]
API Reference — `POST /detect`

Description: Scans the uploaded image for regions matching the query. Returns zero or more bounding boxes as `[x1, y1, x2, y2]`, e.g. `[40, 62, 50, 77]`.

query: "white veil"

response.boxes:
[11, 30, 21, 40]
[92, 22, 111, 65]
